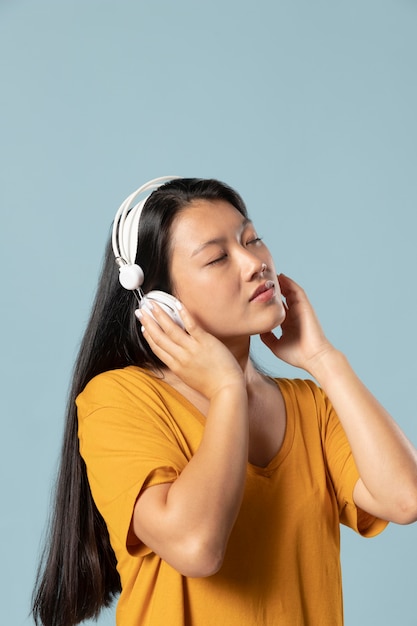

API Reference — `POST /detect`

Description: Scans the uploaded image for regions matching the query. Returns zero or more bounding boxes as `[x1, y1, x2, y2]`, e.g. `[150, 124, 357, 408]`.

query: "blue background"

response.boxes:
[1, 1, 416, 624]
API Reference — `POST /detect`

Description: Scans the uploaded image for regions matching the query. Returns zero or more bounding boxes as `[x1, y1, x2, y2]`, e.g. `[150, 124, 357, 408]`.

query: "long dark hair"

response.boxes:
[32, 178, 248, 626]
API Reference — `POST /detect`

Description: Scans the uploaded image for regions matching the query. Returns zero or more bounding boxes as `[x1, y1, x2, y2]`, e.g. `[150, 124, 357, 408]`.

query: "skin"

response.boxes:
[132, 199, 417, 578]
[169, 200, 286, 343]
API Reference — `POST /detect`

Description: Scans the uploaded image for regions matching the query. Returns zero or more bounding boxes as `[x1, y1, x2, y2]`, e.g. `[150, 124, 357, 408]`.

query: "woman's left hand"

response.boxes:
[260, 273, 334, 374]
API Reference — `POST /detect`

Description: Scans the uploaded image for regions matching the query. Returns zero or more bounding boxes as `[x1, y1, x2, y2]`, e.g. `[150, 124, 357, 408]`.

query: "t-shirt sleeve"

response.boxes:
[76, 369, 189, 556]
[305, 380, 388, 538]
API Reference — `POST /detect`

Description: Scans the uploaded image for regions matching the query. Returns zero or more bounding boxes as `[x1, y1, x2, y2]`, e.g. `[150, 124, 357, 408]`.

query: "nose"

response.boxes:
[238, 248, 265, 281]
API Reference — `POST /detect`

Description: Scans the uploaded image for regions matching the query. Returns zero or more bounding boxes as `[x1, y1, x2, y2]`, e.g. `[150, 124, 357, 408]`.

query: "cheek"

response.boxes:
[177, 286, 234, 332]
[267, 253, 278, 274]
[180, 289, 222, 318]
[173, 269, 229, 309]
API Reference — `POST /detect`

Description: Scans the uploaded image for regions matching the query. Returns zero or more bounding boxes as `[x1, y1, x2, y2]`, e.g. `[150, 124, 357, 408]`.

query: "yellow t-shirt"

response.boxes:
[77, 366, 387, 626]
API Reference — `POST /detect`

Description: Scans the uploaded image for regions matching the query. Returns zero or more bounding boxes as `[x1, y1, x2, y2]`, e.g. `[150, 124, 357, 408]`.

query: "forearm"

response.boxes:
[309, 348, 417, 523]
[134, 383, 249, 575]
[173, 385, 248, 555]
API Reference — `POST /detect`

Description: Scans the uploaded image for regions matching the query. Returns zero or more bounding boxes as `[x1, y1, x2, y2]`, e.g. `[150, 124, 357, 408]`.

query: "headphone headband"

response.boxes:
[112, 176, 180, 267]
[112, 175, 181, 291]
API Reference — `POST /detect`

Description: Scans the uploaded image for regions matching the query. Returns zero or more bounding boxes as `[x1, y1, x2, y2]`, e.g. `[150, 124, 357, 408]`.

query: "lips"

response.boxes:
[250, 280, 275, 301]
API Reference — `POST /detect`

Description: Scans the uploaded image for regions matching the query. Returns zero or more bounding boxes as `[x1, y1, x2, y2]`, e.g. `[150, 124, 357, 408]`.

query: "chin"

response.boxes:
[251, 310, 286, 337]
[268, 300, 287, 328]
[277, 304, 287, 326]
[260, 302, 287, 333]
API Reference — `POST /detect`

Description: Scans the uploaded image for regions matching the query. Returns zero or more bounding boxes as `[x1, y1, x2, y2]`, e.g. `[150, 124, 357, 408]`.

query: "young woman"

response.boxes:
[32, 177, 417, 626]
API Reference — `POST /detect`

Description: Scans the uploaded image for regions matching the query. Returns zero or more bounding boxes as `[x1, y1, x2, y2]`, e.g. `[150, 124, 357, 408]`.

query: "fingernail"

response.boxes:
[135, 310, 143, 320]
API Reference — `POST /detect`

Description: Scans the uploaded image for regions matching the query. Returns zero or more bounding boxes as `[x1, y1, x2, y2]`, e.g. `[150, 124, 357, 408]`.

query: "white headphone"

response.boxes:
[112, 175, 185, 329]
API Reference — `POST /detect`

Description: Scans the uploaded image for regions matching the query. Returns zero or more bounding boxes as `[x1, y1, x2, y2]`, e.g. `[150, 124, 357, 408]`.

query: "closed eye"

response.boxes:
[207, 237, 262, 265]
[246, 236, 263, 246]
[207, 254, 227, 266]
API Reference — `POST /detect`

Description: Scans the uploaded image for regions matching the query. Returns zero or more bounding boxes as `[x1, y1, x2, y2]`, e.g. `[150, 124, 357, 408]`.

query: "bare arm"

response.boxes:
[261, 274, 417, 525]
[132, 304, 248, 577]
[307, 349, 417, 524]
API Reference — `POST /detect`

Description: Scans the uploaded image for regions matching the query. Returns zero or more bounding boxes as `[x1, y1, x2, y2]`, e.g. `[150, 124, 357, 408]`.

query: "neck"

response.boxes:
[222, 336, 259, 385]
[159, 336, 261, 392]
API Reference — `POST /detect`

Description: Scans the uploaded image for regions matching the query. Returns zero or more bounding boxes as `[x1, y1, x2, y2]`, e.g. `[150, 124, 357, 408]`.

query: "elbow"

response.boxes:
[397, 504, 417, 526]
[392, 489, 417, 525]
[176, 535, 226, 578]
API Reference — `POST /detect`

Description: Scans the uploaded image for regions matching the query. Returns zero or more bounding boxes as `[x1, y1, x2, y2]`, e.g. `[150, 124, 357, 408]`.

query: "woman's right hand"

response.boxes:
[136, 302, 245, 399]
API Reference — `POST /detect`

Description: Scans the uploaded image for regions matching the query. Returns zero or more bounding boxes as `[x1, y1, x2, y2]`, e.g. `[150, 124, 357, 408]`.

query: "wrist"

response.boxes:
[209, 378, 247, 402]
[305, 346, 347, 383]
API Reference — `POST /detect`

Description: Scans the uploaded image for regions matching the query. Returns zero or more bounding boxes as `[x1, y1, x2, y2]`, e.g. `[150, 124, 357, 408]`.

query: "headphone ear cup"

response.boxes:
[140, 291, 185, 329]
[118, 264, 145, 290]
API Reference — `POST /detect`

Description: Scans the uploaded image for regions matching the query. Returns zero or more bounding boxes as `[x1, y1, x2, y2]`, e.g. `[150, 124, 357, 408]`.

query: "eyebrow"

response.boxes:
[191, 218, 253, 257]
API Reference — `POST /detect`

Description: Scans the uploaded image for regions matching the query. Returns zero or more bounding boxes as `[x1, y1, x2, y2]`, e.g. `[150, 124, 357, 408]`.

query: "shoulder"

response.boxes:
[84, 365, 162, 391]
[273, 377, 333, 427]
[274, 377, 324, 403]
[76, 366, 168, 411]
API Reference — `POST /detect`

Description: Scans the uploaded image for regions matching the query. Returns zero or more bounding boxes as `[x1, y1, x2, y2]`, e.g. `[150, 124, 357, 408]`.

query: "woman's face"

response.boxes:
[169, 199, 286, 341]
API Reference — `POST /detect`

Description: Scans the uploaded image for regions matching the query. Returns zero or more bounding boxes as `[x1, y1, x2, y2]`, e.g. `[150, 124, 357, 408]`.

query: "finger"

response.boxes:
[259, 331, 280, 352]
[140, 323, 182, 369]
[147, 303, 186, 336]
[136, 307, 187, 353]
[137, 308, 194, 367]
[278, 273, 299, 295]
[172, 302, 199, 336]
[278, 274, 308, 306]
[152, 302, 206, 344]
